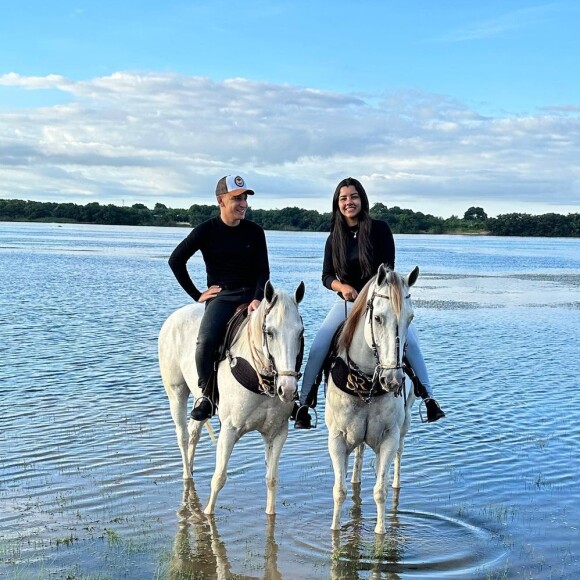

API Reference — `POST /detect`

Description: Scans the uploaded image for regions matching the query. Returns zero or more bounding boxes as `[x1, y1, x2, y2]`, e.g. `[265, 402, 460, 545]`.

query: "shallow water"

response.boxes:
[1, 223, 579, 579]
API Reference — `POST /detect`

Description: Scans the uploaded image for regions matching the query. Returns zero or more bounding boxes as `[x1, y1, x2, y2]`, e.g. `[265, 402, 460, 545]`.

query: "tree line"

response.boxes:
[0, 198, 578, 237]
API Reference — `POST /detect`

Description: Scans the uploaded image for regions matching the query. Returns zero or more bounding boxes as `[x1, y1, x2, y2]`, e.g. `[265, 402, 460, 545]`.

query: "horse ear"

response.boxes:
[407, 266, 419, 287]
[264, 280, 275, 303]
[376, 263, 388, 286]
[294, 281, 305, 304]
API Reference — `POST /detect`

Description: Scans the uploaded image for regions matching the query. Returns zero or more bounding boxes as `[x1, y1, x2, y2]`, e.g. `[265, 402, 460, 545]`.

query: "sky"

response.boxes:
[1, 0, 579, 218]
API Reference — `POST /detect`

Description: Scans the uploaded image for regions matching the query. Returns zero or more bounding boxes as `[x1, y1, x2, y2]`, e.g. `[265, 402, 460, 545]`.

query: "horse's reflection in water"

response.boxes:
[331, 487, 405, 580]
[168, 480, 281, 579]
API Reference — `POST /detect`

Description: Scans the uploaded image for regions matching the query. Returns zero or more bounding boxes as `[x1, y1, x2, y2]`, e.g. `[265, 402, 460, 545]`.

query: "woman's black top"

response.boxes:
[322, 219, 395, 294]
[168, 216, 270, 302]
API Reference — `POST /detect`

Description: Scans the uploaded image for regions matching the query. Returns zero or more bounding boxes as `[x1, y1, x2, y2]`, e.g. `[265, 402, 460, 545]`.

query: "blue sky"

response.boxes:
[1, 0, 579, 217]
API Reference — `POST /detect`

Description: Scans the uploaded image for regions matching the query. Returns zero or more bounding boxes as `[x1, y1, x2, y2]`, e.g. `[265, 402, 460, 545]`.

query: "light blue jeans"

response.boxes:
[298, 298, 434, 406]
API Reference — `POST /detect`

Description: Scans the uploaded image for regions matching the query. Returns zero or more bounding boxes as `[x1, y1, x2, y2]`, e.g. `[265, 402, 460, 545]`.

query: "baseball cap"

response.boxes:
[215, 175, 255, 197]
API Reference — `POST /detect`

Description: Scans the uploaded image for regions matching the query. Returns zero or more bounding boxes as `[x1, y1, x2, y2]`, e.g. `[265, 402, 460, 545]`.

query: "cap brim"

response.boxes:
[230, 188, 254, 195]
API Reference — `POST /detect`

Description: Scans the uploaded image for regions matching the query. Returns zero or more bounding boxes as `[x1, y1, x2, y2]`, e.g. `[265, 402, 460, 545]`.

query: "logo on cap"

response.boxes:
[234, 175, 245, 188]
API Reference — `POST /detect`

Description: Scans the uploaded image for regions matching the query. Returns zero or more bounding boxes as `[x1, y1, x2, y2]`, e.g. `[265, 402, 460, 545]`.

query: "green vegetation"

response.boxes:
[1, 199, 578, 237]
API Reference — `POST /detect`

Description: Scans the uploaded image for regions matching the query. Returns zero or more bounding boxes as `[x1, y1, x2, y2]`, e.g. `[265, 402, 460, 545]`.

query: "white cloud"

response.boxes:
[0, 72, 579, 217]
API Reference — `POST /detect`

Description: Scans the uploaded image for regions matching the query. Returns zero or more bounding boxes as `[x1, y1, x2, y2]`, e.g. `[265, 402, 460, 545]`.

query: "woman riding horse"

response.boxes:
[295, 177, 445, 428]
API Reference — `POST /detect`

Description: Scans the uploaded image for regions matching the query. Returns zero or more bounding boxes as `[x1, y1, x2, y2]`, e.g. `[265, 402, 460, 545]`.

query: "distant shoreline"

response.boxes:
[1, 198, 578, 237]
[0, 217, 496, 236]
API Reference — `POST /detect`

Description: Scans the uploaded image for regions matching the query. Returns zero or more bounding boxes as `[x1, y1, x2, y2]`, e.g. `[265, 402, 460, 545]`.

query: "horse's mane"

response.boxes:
[246, 289, 294, 341]
[338, 269, 405, 352]
[338, 278, 373, 351]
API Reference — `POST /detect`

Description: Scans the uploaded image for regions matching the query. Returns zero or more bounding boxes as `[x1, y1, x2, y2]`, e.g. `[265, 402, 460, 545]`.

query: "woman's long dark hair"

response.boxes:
[330, 177, 373, 282]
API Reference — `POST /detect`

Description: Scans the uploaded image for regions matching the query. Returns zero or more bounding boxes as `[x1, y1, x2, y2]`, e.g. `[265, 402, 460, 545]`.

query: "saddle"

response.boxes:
[306, 323, 427, 407]
[206, 304, 305, 403]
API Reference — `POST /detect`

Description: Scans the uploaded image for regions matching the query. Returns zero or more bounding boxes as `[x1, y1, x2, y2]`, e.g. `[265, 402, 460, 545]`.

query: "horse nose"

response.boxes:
[380, 369, 404, 392]
[277, 377, 298, 403]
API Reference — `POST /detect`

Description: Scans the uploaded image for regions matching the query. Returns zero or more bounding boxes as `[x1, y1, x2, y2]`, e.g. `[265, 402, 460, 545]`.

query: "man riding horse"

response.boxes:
[168, 174, 270, 421]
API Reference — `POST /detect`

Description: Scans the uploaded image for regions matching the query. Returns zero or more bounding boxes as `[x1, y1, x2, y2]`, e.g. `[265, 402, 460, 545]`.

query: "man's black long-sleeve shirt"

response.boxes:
[168, 216, 270, 302]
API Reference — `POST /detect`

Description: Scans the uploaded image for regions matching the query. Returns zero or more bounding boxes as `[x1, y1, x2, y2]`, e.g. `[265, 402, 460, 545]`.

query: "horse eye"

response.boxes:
[374, 315, 381, 324]
[266, 330, 274, 338]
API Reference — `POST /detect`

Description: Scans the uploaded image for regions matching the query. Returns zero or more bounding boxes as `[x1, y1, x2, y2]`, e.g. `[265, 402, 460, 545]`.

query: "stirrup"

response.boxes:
[190, 396, 214, 421]
[418, 399, 427, 423]
[294, 404, 318, 429]
[419, 398, 445, 424]
[311, 406, 318, 428]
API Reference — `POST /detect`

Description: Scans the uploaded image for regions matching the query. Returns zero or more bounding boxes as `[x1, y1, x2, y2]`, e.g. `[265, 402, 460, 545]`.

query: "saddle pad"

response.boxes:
[330, 356, 387, 399]
[330, 356, 350, 391]
[230, 356, 266, 394]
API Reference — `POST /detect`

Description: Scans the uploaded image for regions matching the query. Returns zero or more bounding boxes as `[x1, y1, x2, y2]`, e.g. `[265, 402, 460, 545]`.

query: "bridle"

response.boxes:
[248, 295, 303, 397]
[364, 286, 410, 391]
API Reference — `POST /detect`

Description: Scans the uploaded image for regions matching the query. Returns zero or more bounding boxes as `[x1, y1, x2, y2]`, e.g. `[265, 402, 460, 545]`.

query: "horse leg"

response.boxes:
[187, 417, 204, 477]
[392, 448, 402, 489]
[262, 424, 289, 515]
[351, 443, 365, 484]
[204, 424, 239, 515]
[373, 438, 399, 535]
[393, 398, 413, 489]
[165, 383, 198, 480]
[328, 431, 348, 531]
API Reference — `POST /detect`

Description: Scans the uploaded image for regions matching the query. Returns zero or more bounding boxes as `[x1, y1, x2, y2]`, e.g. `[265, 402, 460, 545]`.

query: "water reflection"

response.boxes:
[330, 486, 405, 579]
[169, 481, 225, 578]
[169, 480, 281, 579]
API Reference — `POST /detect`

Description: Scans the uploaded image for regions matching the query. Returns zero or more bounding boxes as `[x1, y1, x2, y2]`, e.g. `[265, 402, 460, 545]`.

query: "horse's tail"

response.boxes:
[205, 421, 217, 444]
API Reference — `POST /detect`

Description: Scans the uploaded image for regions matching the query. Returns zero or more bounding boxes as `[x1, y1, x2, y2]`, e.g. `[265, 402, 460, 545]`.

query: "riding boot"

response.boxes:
[294, 379, 318, 429]
[294, 405, 313, 429]
[405, 362, 445, 423]
[191, 397, 213, 421]
[424, 398, 445, 423]
[191, 372, 217, 421]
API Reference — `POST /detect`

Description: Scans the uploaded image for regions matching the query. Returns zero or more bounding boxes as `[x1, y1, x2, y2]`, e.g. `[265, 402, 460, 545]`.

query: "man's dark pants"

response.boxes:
[195, 288, 254, 393]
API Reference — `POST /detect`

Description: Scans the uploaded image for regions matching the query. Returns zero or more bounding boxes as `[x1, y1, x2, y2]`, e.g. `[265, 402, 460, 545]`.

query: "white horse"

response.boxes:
[159, 280, 305, 515]
[325, 264, 419, 534]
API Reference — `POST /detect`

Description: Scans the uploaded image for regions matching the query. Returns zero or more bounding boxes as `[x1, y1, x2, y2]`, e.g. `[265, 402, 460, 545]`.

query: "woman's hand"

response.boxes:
[247, 299, 261, 314]
[340, 283, 358, 302]
[197, 285, 222, 302]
